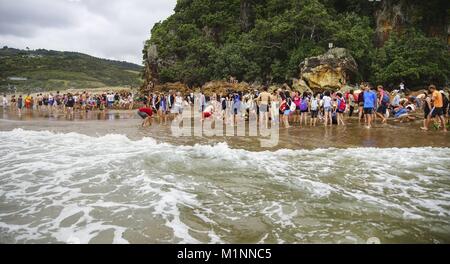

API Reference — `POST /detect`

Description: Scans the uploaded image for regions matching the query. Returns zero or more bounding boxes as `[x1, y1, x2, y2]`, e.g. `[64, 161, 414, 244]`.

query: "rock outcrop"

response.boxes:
[141, 44, 161, 93]
[202, 80, 258, 95]
[299, 48, 358, 92]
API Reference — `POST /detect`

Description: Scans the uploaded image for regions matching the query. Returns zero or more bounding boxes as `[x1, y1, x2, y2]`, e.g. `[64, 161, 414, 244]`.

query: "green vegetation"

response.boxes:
[0, 47, 143, 93]
[143, 0, 450, 88]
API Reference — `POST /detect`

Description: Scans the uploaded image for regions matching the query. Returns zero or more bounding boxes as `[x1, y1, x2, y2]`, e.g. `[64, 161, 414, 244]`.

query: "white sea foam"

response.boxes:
[0, 129, 450, 243]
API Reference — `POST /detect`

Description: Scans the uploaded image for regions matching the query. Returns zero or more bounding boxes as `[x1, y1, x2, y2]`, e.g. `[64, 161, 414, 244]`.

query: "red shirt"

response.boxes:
[139, 107, 153, 116]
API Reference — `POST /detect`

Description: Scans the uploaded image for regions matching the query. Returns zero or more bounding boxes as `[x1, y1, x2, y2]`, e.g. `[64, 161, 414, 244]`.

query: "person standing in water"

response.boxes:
[336, 93, 346, 126]
[299, 92, 309, 127]
[232, 92, 242, 126]
[322, 91, 332, 127]
[10, 95, 16, 111]
[421, 91, 433, 131]
[24, 94, 32, 112]
[358, 84, 365, 122]
[363, 85, 377, 128]
[17, 95, 23, 115]
[348, 90, 356, 117]
[2, 94, 7, 109]
[270, 91, 280, 124]
[65, 93, 75, 116]
[375, 85, 388, 124]
[428, 85, 447, 132]
[310, 93, 319, 126]
[256, 86, 271, 128]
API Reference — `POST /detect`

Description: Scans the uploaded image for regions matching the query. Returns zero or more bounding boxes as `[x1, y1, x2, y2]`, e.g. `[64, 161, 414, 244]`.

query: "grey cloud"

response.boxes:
[0, 0, 79, 37]
[0, 0, 176, 64]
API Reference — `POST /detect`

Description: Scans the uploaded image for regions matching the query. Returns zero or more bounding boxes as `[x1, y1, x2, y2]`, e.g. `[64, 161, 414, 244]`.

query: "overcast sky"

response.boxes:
[0, 0, 177, 65]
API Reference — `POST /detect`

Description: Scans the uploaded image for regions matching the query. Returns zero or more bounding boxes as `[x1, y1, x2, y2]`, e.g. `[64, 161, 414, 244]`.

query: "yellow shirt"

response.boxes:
[432, 91, 443, 108]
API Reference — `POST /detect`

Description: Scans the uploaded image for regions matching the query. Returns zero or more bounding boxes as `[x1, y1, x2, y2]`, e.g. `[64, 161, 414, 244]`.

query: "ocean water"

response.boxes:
[0, 129, 449, 244]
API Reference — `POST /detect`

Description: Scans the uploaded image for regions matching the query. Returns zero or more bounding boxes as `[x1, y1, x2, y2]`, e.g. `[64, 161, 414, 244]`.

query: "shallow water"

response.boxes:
[0, 109, 449, 243]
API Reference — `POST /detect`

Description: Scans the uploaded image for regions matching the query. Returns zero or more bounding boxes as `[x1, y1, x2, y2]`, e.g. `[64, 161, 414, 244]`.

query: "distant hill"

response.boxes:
[0, 47, 143, 93]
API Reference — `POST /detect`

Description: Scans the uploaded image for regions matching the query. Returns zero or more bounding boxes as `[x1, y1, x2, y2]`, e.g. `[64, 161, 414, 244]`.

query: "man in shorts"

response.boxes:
[137, 105, 153, 127]
[363, 85, 377, 128]
[429, 85, 447, 132]
[257, 86, 271, 128]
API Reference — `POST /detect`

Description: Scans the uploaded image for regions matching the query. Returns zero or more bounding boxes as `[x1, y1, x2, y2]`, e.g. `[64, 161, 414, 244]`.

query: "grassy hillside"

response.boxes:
[0, 47, 143, 93]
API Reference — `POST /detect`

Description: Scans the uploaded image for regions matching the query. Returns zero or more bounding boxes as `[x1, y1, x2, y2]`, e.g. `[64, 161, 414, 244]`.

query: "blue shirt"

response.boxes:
[363, 91, 377, 109]
[392, 95, 400, 106]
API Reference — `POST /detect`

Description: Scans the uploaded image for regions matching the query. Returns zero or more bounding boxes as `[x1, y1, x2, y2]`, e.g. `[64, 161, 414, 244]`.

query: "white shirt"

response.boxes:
[204, 105, 214, 113]
[2, 96, 7, 106]
[107, 94, 115, 102]
[175, 96, 183, 106]
[311, 98, 319, 110]
[323, 96, 332, 108]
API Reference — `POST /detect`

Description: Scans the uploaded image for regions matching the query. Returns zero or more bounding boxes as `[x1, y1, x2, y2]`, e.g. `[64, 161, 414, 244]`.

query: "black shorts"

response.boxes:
[337, 109, 344, 114]
[431, 107, 443, 117]
[424, 110, 430, 119]
[377, 105, 387, 115]
[137, 111, 149, 119]
[364, 108, 373, 114]
[311, 110, 318, 118]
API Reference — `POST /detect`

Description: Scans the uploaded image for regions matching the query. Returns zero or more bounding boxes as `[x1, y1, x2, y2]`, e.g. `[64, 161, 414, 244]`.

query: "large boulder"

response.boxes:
[292, 79, 314, 95]
[299, 48, 358, 92]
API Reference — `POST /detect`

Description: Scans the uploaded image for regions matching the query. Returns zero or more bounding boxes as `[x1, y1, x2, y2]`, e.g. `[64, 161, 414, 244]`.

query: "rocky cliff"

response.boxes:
[299, 48, 358, 92]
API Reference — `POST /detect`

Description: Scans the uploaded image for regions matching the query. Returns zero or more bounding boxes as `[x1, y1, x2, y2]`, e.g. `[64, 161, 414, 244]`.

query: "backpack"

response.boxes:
[280, 101, 287, 112]
[338, 98, 346, 111]
[382, 93, 390, 105]
[300, 98, 308, 111]
[290, 101, 297, 111]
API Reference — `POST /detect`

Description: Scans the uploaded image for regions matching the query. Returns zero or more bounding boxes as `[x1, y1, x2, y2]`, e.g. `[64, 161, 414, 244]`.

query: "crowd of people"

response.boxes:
[2, 90, 136, 115]
[136, 83, 449, 132]
[2, 84, 449, 132]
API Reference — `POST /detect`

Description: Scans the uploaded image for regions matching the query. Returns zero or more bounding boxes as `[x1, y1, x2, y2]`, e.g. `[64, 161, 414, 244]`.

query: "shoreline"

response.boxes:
[1, 108, 449, 151]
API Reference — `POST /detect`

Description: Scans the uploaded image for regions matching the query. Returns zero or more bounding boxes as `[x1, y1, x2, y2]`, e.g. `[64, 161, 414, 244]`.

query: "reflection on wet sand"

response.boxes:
[1, 108, 449, 151]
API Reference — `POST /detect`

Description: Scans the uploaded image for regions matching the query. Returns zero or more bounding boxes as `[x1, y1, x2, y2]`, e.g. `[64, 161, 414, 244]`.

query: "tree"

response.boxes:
[371, 29, 450, 87]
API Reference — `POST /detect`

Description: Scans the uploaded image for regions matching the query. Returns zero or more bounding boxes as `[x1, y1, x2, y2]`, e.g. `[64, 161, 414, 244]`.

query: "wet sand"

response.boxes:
[1, 108, 449, 151]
